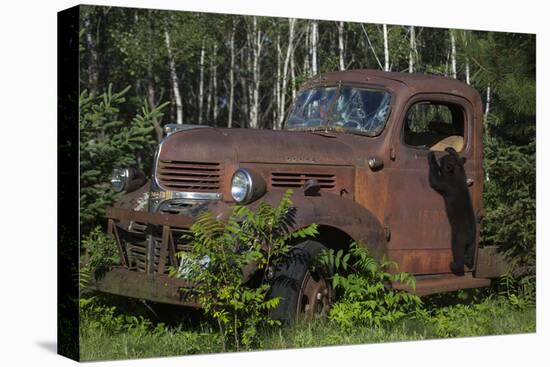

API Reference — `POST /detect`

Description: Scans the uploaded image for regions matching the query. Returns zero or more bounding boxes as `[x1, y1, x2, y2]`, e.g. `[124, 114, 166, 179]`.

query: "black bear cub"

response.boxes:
[428, 147, 476, 276]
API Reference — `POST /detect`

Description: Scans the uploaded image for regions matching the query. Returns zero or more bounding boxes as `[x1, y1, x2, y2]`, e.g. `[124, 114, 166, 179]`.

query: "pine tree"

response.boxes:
[79, 85, 168, 233]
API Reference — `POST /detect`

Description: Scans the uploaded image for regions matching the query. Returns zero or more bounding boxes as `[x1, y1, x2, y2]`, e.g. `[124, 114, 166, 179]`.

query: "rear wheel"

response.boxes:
[269, 240, 332, 324]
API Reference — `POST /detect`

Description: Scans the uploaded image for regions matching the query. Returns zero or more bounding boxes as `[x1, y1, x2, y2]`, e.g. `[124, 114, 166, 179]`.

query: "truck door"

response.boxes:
[385, 94, 478, 275]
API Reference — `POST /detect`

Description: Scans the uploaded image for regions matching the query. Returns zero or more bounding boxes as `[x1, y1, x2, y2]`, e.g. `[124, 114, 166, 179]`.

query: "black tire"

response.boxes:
[269, 240, 332, 324]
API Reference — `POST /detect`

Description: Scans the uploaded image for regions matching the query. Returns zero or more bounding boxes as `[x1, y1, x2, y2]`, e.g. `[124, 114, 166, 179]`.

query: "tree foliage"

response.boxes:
[79, 84, 168, 232]
[465, 33, 536, 277]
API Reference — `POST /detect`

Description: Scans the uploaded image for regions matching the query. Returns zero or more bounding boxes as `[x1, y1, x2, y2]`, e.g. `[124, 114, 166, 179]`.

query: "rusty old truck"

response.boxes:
[94, 69, 506, 322]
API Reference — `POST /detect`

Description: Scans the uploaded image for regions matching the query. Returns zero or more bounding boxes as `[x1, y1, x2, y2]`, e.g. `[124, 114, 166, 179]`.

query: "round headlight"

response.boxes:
[111, 168, 129, 192]
[231, 169, 252, 203]
[230, 168, 267, 203]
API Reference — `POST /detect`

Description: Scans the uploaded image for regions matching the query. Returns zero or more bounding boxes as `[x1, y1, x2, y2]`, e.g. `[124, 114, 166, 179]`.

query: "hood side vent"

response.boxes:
[157, 160, 221, 192]
[271, 172, 336, 190]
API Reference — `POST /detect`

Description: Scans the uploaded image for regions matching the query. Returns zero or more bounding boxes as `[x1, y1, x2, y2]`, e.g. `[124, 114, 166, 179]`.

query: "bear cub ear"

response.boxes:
[444, 147, 458, 155]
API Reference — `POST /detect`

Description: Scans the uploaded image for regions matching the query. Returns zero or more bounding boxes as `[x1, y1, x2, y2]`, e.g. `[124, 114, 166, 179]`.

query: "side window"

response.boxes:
[403, 102, 465, 152]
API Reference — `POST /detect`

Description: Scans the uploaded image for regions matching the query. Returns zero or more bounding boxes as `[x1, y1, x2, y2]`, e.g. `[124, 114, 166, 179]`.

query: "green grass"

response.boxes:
[79, 294, 535, 361]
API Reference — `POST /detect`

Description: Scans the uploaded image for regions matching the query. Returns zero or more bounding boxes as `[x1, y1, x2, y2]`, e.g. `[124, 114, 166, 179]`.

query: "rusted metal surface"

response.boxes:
[91, 267, 200, 307]
[100, 69, 495, 306]
[299, 270, 331, 319]
[107, 207, 193, 228]
[392, 273, 491, 296]
[474, 246, 511, 278]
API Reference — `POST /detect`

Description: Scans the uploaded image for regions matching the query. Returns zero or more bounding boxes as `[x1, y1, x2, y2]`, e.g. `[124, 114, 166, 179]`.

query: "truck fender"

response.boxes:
[244, 190, 388, 260]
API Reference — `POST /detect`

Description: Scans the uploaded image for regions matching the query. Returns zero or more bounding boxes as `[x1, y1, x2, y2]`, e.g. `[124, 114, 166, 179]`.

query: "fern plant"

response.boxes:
[317, 243, 422, 328]
[169, 189, 318, 350]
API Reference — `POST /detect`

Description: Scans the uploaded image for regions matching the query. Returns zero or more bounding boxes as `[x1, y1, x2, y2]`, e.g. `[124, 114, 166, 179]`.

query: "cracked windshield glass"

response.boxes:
[286, 86, 392, 135]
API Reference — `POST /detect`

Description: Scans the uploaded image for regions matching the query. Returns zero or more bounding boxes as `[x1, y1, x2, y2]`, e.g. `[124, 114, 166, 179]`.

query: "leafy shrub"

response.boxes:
[169, 189, 318, 350]
[317, 243, 422, 328]
[81, 226, 120, 280]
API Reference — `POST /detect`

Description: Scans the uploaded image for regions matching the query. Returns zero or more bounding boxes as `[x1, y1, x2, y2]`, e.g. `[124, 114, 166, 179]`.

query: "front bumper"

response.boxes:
[92, 207, 203, 306]
[91, 266, 199, 307]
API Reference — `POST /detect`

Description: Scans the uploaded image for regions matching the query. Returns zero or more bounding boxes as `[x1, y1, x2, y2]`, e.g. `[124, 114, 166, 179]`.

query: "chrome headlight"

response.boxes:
[111, 168, 147, 193]
[111, 168, 129, 192]
[231, 168, 266, 203]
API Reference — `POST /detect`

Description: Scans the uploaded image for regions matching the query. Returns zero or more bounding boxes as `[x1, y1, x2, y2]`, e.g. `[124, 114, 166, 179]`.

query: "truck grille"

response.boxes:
[122, 223, 193, 275]
[157, 160, 221, 192]
[270, 172, 336, 189]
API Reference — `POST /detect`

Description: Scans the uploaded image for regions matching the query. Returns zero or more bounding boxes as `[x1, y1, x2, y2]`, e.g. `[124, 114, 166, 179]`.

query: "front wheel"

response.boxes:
[269, 240, 333, 324]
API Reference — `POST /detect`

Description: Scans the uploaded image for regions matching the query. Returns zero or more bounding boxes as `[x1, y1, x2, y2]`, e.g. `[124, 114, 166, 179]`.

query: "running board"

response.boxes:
[392, 273, 491, 296]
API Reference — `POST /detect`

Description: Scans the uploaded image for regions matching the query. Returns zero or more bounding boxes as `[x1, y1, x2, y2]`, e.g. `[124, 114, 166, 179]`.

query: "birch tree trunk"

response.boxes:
[290, 33, 296, 101]
[198, 42, 205, 125]
[360, 24, 383, 70]
[409, 26, 415, 73]
[383, 24, 389, 71]
[249, 17, 262, 128]
[276, 18, 296, 130]
[338, 21, 345, 71]
[206, 60, 213, 123]
[164, 30, 183, 125]
[484, 84, 491, 123]
[241, 38, 250, 126]
[275, 33, 282, 128]
[464, 30, 471, 85]
[465, 57, 471, 85]
[304, 21, 310, 76]
[228, 23, 236, 128]
[311, 21, 319, 75]
[212, 44, 218, 125]
[450, 30, 457, 79]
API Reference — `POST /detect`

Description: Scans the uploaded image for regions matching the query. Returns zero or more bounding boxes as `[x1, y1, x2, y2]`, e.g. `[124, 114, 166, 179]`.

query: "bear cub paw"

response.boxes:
[450, 261, 465, 276]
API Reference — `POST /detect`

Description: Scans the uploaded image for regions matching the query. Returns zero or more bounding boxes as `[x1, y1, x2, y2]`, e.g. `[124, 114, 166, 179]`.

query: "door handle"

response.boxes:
[466, 178, 474, 187]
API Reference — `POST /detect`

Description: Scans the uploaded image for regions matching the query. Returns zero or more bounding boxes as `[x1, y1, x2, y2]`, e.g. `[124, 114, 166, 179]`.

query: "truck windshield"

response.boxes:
[286, 86, 392, 135]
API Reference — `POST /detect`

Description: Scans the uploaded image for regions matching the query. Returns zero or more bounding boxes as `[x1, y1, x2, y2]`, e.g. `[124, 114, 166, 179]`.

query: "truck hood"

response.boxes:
[158, 127, 356, 166]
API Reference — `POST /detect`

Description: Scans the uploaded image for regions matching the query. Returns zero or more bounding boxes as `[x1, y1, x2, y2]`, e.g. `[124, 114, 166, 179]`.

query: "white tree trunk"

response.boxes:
[484, 84, 491, 123]
[464, 30, 471, 85]
[311, 21, 319, 75]
[450, 30, 457, 79]
[338, 21, 345, 71]
[276, 18, 296, 130]
[360, 24, 383, 70]
[290, 35, 296, 101]
[383, 24, 389, 72]
[198, 43, 205, 125]
[164, 30, 183, 124]
[228, 23, 235, 128]
[249, 17, 262, 128]
[275, 33, 282, 129]
[304, 21, 310, 76]
[409, 25, 415, 73]
[212, 44, 218, 124]
[206, 62, 213, 122]
[240, 49, 249, 124]
[465, 58, 471, 85]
